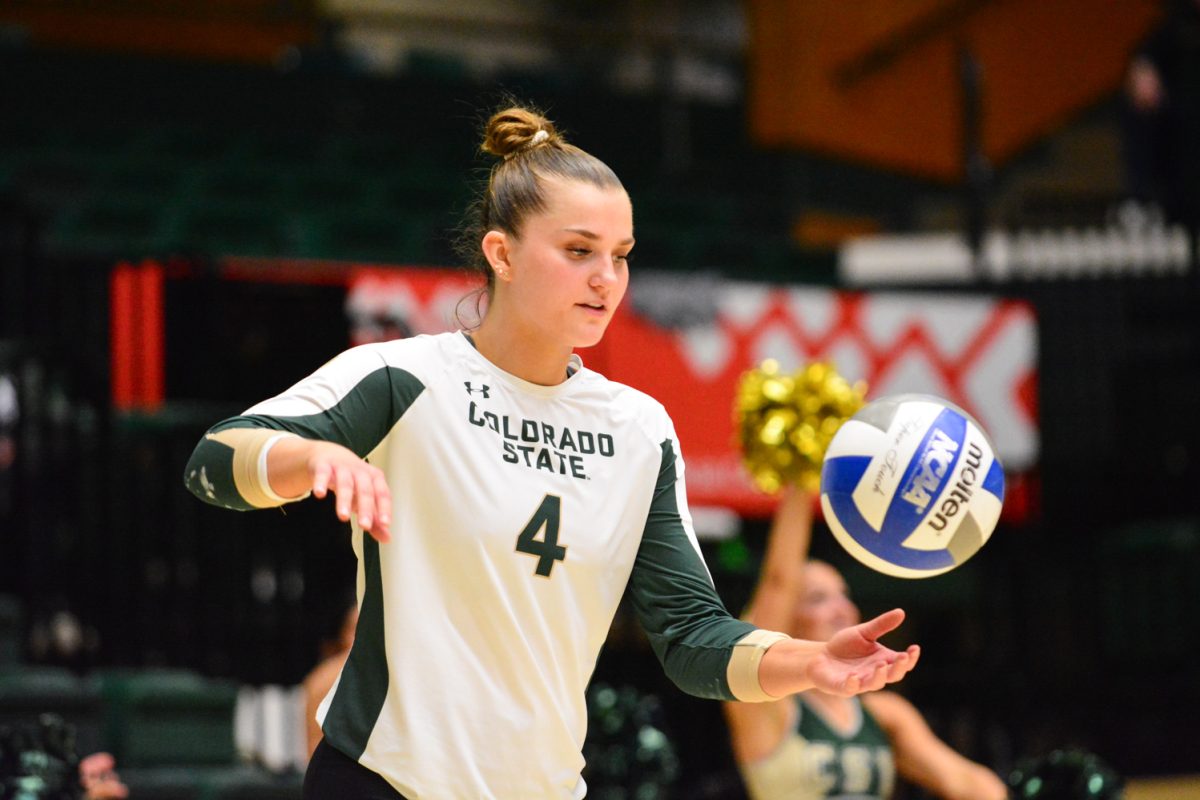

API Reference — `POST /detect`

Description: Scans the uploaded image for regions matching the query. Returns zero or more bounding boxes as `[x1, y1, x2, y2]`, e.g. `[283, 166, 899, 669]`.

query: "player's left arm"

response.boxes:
[626, 437, 761, 701]
[627, 430, 916, 702]
[863, 691, 1007, 800]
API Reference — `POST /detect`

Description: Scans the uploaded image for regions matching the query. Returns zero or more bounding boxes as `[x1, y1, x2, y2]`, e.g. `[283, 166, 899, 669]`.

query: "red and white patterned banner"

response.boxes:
[347, 269, 1038, 519]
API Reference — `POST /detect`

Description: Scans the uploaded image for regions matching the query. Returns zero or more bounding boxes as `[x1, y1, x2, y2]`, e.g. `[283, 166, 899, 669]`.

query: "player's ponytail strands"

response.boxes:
[727, 629, 791, 702]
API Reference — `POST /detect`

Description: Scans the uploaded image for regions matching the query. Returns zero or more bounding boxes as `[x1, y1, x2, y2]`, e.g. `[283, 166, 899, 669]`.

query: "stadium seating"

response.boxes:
[97, 668, 238, 768]
[0, 595, 19, 667]
[0, 665, 104, 756]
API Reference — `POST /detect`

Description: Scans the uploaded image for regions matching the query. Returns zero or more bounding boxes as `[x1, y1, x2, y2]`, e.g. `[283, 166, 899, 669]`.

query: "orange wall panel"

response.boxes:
[968, 1, 1159, 163]
[748, 0, 1161, 181]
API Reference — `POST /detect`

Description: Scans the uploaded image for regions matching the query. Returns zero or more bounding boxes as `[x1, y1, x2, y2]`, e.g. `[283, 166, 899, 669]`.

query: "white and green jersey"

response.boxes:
[185, 331, 762, 799]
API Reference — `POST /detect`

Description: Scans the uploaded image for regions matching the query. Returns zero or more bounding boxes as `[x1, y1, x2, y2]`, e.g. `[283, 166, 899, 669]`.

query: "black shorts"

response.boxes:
[304, 739, 411, 800]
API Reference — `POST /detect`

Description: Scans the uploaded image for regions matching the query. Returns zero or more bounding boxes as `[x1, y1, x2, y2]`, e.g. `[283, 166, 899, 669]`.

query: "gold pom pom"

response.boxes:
[734, 359, 867, 494]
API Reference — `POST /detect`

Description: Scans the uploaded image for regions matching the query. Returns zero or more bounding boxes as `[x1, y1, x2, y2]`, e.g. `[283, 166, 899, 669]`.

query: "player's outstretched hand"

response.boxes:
[306, 441, 392, 542]
[807, 608, 920, 696]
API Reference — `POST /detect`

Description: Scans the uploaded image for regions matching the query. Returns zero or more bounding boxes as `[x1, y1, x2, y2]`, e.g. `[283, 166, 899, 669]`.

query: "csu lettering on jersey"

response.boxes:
[467, 400, 614, 479]
[800, 742, 894, 797]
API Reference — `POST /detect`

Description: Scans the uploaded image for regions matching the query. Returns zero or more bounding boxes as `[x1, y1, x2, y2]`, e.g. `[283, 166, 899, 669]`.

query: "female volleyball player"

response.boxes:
[723, 488, 1006, 800]
[184, 104, 920, 800]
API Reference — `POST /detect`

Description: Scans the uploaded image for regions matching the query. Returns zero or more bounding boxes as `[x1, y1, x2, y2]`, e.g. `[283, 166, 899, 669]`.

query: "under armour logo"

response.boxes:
[464, 382, 491, 398]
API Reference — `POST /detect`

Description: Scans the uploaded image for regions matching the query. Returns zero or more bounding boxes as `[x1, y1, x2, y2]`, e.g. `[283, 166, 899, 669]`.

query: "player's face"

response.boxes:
[792, 562, 860, 641]
[504, 178, 633, 349]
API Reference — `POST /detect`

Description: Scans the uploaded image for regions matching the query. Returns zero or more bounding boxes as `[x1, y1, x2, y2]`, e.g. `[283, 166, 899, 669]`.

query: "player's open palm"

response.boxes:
[807, 608, 920, 696]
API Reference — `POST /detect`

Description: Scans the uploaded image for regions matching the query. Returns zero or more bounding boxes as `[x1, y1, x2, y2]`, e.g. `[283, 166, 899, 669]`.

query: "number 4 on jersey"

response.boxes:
[516, 494, 566, 578]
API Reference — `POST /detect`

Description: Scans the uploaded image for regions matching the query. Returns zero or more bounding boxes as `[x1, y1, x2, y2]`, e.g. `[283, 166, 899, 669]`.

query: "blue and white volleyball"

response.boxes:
[819, 394, 1005, 579]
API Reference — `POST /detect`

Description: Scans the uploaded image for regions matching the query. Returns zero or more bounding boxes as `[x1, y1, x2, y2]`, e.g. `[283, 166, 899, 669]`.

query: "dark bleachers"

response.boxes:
[0, 596, 20, 667]
[118, 765, 303, 800]
[97, 668, 238, 768]
[0, 47, 806, 276]
[0, 666, 104, 756]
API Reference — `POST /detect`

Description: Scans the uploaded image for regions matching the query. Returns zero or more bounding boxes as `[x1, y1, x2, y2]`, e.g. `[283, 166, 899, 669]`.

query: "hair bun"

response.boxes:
[482, 107, 559, 159]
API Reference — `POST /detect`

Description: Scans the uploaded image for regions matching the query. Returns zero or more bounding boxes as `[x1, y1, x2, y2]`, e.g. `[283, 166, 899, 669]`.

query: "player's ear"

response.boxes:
[482, 230, 512, 281]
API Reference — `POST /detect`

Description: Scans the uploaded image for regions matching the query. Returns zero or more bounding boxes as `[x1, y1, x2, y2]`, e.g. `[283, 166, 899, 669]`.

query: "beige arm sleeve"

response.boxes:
[726, 629, 790, 702]
[206, 429, 310, 508]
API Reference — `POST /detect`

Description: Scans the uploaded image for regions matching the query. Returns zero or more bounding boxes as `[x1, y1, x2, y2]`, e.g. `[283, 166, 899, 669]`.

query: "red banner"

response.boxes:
[110, 260, 1034, 521]
[345, 269, 1037, 520]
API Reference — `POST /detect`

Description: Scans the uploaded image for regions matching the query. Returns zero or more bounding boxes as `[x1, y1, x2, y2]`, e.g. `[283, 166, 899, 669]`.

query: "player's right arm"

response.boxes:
[182, 344, 425, 542]
[264, 437, 393, 541]
[741, 487, 814, 634]
[864, 691, 1007, 800]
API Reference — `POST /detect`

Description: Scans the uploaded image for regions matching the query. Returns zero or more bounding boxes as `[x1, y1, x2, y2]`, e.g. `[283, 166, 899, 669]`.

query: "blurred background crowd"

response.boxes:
[0, 1, 1197, 798]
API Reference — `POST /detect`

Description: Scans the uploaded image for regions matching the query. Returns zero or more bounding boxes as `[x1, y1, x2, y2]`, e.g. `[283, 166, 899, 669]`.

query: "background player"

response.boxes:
[724, 488, 1007, 799]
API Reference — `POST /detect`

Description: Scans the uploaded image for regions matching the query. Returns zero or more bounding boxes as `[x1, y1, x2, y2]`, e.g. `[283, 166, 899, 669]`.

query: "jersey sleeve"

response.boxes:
[183, 343, 425, 511]
[626, 420, 782, 702]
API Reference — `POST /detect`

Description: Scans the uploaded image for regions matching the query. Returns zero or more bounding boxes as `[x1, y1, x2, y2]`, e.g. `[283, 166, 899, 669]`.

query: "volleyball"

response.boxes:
[819, 394, 1005, 579]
